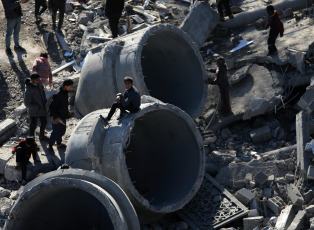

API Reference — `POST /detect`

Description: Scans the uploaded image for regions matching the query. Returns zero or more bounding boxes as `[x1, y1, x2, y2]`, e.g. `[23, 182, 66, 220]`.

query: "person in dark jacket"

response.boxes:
[12, 136, 41, 185]
[105, 0, 124, 38]
[100, 76, 140, 125]
[1, 0, 26, 56]
[34, 0, 47, 21]
[205, 57, 232, 116]
[24, 72, 49, 140]
[48, 0, 65, 31]
[216, 0, 234, 22]
[265, 5, 284, 56]
[48, 79, 73, 150]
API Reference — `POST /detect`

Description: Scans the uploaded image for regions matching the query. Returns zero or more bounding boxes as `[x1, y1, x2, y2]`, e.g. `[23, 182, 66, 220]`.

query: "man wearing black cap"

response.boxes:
[12, 136, 41, 185]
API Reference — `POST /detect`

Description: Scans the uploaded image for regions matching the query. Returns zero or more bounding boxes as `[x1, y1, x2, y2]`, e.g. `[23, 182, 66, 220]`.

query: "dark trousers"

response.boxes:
[217, 0, 232, 17]
[52, 4, 65, 30]
[49, 119, 66, 146]
[219, 86, 231, 113]
[16, 147, 29, 180]
[108, 16, 120, 38]
[30, 115, 47, 137]
[268, 30, 279, 54]
[35, 0, 47, 16]
[107, 102, 138, 120]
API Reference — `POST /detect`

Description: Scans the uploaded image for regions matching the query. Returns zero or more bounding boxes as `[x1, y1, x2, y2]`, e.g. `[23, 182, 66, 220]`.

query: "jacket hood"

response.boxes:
[25, 78, 38, 87]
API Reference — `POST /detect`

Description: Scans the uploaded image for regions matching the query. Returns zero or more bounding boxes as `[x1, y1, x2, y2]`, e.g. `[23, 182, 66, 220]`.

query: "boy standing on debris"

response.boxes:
[12, 136, 41, 185]
[34, 0, 47, 21]
[216, 0, 234, 22]
[48, 79, 73, 150]
[1, 0, 27, 56]
[100, 76, 140, 125]
[48, 0, 65, 32]
[24, 72, 49, 140]
[265, 5, 284, 56]
[32, 52, 53, 89]
[105, 0, 125, 38]
[205, 57, 232, 116]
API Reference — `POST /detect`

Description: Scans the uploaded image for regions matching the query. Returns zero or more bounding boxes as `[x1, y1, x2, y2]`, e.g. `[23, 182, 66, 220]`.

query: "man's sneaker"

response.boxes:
[6, 48, 13, 56]
[14, 45, 26, 52]
[117, 112, 128, 120]
[99, 114, 109, 125]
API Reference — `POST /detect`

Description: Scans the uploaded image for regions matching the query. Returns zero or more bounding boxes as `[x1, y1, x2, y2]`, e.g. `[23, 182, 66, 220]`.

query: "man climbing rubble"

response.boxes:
[205, 56, 232, 116]
[100, 76, 140, 125]
[104, 0, 125, 38]
[12, 136, 41, 185]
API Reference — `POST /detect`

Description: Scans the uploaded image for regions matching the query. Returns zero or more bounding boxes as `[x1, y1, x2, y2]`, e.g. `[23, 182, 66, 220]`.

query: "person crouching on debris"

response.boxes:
[205, 57, 232, 116]
[32, 52, 53, 89]
[48, 79, 74, 150]
[12, 136, 41, 185]
[100, 76, 141, 125]
[216, 0, 234, 22]
[104, 0, 125, 38]
[265, 5, 284, 56]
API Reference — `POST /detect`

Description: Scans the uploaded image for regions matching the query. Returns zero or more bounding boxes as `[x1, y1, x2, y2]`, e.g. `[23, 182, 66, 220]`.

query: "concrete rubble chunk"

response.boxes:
[229, 64, 252, 85]
[255, 172, 268, 186]
[287, 210, 306, 230]
[0, 197, 13, 217]
[283, 8, 294, 18]
[0, 119, 17, 146]
[243, 216, 263, 230]
[250, 126, 272, 144]
[306, 205, 314, 214]
[298, 86, 314, 114]
[0, 187, 10, 198]
[235, 188, 256, 206]
[77, 12, 93, 26]
[263, 188, 272, 199]
[287, 184, 304, 206]
[310, 217, 314, 230]
[285, 172, 294, 182]
[267, 196, 285, 215]
[275, 205, 295, 230]
[0, 147, 13, 175]
[243, 98, 271, 121]
[12, 104, 27, 118]
[308, 166, 314, 180]
[287, 50, 305, 75]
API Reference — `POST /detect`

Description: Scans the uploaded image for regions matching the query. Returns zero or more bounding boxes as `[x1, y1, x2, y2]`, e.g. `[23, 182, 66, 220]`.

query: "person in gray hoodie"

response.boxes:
[24, 72, 48, 140]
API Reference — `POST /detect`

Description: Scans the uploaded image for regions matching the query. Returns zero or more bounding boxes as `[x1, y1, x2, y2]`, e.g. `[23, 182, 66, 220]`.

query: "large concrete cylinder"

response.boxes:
[4, 169, 140, 230]
[65, 102, 205, 223]
[75, 24, 208, 119]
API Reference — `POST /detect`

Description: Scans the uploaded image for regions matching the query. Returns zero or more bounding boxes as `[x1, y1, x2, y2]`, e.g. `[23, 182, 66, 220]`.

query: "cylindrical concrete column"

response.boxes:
[65, 102, 205, 223]
[75, 24, 208, 119]
[4, 169, 140, 230]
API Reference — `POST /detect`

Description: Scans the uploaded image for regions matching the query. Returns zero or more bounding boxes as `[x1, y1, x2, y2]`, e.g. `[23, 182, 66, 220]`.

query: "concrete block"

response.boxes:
[243, 216, 263, 230]
[310, 217, 314, 230]
[306, 100, 314, 115]
[230, 64, 252, 85]
[0, 119, 17, 145]
[275, 205, 295, 230]
[0, 187, 10, 198]
[12, 104, 27, 117]
[244, 173, 253, 183]
[308, 166, 314, 180]
[267, 196, 285, 215]
[250, 126, 272, 144]
[287, 184, 304, 206]
[243, 98, 271, 120]
[0, 147, 13, 175]
[255, 172, 268, 186]
[287, 210, 306, 230]
[235, 188, 255, 206]
[298, 87, 314, 110]
[285, 172, 295, 182]
[248, 209, 259, 217]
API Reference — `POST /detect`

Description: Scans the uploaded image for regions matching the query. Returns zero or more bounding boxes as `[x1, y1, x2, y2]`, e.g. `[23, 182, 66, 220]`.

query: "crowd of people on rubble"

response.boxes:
[1, 0, 284, 184]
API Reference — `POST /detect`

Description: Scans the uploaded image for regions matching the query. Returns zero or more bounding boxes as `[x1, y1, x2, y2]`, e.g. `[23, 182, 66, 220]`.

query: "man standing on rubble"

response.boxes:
[1, 0, 27, 56]
[100, 76, 140, 125]
[105, 0, 125, 38]
[265, 5, 284, 56]
[48, 0, 66, 32]
[48, 79, 73, 150]
[205, 57, 232, 116]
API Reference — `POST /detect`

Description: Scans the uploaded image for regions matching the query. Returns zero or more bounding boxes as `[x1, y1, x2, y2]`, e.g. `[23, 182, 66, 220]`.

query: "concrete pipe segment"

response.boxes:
[75, 24, 208, 119]
[4, 169, 140, 230]
[65, 102, 205, 223]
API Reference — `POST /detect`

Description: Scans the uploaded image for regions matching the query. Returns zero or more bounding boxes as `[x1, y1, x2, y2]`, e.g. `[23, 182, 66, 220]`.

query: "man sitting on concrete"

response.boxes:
[100, 76, 140, 125]
[12, 136, 41, 185]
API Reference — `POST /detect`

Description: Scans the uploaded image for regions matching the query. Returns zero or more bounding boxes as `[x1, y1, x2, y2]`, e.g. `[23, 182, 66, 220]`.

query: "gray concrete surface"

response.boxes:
[4, 169, 140, 230]
[65, 102, 205, 223]
[75, 24, 208, 118]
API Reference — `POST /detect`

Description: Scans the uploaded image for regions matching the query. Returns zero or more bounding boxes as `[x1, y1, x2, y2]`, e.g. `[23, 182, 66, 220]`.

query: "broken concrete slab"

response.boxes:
[287, 50, 306, 75]
[243, 216, 263, 230]
[275, 205, 295, 230]
[180, 1, 219, 48]
[0, 147, 13, 175]
[0, 197, 13, 217]
[0, 119, 17, 146]
[298, 86, 314, 114]
[268, 196, 285, 215]
[77, 12, 93, 26]
[243, 98, 272, 120]
[287, 210, 306, 230]
[255, 172, 268, 186]
[235, 188, 255, 206]
[250, 126, 272, 144]
[12, 104, 27, 118]
[229, 64, 252, 85]
[287, 184, 304, 206]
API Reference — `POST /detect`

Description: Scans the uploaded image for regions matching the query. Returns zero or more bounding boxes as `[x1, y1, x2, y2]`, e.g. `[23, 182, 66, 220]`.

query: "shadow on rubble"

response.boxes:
[0, 69, 9, 120]
[9, 52, 30, 92]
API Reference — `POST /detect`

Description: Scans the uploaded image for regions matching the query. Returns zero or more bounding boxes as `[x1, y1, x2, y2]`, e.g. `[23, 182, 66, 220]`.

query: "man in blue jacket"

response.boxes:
[1, 0, 26, 56]
[100, 76, 140, 125]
